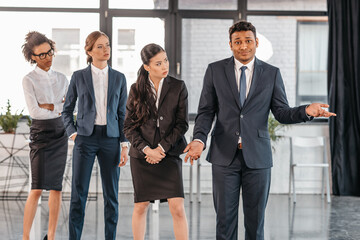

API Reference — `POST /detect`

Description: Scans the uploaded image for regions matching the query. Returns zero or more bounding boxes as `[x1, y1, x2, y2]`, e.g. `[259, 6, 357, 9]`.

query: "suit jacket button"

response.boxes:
[161, 130, 165, 134]
[236, 131, 239, 136]
[160, 116, 163, 120]
[240, 115, 243, 118]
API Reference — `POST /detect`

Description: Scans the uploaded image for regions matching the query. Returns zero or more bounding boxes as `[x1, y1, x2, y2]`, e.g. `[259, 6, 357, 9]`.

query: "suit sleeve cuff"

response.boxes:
[305, 105, 314, 120]
[193, 139, 205, 149]
[120, 142, 129, 148]
[142, 145, 149, 154]
[69, 132, 77, 139]
[54, 103, 64, 114]
[158, 144, 165, 152]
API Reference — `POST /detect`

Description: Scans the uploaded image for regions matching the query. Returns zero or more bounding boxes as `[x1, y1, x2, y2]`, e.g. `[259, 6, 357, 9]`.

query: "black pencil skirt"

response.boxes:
[130, 128, 184, 203]
[29, 117, 68, 191]
[130, 155, 184, 203]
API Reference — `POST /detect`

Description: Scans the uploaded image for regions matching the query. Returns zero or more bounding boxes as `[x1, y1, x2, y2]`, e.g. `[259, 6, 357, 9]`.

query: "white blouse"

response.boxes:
[22, 66, 68, 120]
[91, 64, 108, 126]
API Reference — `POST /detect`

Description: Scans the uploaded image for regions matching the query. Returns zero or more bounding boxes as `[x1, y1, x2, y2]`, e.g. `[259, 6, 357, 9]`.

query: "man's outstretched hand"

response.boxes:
[306, 103, 336, 117]
[183, 141, 204, 165]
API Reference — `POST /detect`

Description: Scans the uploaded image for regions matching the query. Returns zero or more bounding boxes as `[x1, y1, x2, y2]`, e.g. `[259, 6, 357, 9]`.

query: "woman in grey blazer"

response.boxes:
[62, 31, 128, 240]
[124, 43, 189, 240]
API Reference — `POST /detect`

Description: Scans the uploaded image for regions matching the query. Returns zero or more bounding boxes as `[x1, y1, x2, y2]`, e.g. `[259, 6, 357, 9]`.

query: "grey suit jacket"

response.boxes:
[62, 65, 127, 142]
[193, 57, 311, 169]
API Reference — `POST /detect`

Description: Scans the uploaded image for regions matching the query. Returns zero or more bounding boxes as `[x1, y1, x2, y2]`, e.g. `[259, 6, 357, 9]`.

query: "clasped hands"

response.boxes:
[144, 146, 166, 164]
[183, 141, 204, 165]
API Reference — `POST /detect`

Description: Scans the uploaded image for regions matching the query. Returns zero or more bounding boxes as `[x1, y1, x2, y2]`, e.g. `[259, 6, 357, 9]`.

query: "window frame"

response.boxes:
[0, 0, 328, 122]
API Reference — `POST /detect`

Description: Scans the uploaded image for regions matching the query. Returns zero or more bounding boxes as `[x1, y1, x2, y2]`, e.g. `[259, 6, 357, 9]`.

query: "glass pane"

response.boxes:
[109, 0, 168, 9]
[0, 12, 99, 115]
[181, 19, 233, 114]
[247, 16, 328, 106]
[52, 28, 81, 76]
[179, 0, 237, 10]
[112, 17, 165, 93]
[298, 22, 328, 104]
[0, 0, 99, 8]
[248, 0, 327, 11]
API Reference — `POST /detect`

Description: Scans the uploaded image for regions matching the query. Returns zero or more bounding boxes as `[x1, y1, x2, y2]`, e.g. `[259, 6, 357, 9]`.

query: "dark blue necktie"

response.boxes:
[239, 66, 247, 107]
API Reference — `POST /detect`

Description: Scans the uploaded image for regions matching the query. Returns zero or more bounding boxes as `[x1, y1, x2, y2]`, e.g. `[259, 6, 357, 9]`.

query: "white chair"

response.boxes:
[289, 136, 331, 203]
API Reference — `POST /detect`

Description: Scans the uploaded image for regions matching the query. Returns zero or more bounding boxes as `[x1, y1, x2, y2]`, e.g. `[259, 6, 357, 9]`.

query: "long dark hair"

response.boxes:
[128, 43, 165, 130]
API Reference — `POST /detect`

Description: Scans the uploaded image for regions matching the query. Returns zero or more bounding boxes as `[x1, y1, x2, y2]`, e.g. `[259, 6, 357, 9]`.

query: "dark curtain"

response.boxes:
[328, 0, 360, 196]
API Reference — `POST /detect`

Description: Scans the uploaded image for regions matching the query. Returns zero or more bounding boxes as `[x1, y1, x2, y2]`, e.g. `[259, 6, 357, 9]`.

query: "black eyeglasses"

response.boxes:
[32, 48, 54, 60]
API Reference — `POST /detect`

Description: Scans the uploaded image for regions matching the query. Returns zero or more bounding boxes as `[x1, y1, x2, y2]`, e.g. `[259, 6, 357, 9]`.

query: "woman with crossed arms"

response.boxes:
[22, 31, 68, 240]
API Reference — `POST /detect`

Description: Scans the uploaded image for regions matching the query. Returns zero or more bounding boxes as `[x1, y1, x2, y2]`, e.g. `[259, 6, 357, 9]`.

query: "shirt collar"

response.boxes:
[148, 77, 164, 88]
[234, 57, 255, 72]
[34, 66, 53, 76]
[91, 63, 108, 75]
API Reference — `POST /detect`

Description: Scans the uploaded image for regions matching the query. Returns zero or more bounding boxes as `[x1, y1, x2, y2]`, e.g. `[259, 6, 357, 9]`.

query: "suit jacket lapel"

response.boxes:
[158, 76, 170, 108]
[83, 65, 95, 102]
[107, 66, 115, 104]
[244, 58, 263, 107]
[225, 57, 241, 109]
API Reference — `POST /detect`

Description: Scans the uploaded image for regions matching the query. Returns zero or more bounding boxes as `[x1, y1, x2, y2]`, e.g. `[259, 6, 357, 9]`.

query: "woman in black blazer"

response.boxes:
[124, 43, 189, 239]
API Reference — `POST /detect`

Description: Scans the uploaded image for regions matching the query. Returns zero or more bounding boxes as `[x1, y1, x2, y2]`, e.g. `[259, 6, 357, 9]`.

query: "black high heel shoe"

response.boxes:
[43, 234, 48, 240]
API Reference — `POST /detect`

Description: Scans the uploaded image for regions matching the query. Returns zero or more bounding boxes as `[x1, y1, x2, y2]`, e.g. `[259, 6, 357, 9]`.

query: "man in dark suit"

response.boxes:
[184, 21, 335, 240]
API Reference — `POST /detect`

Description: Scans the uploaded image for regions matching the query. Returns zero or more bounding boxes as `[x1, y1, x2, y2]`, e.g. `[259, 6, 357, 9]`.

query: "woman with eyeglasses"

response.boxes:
[21, 31, 68, 240]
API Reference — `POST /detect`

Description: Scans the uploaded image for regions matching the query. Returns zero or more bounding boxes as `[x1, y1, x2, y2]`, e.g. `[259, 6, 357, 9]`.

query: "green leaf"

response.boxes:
[0, 99, 23, 133]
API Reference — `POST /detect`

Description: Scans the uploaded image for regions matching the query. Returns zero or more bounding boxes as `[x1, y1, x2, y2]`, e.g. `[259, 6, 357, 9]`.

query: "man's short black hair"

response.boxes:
[229, 21, 257, 41]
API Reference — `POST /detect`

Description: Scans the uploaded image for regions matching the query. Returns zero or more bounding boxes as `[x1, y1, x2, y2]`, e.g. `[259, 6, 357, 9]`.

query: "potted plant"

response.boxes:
[0, 99, 23, 134]
[268, 113, 288, 152]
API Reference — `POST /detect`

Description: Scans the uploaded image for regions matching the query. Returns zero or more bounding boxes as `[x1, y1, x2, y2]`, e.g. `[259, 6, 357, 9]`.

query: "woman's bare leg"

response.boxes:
[132, 201, 150, 240]
[23, 189, 42, 240]
[168, 197, 188, 240]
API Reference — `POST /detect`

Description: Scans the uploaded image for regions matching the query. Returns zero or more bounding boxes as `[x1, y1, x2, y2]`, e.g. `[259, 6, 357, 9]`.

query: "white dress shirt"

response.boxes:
[90, 64, 128, 148]
[91, 64, 108, 126]
[234, 57, 255, 143]
[194, 57, 256, 147]
[22, 66, 68, 120]
[234, 57, 255, 99]
[149, 77, 164, 127]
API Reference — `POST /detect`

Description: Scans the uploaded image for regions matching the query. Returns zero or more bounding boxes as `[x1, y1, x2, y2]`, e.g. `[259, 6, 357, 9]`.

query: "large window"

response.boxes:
[109, 0, 168, 9]
[0, 0, 99, 8]
[178, 0, 237, 10]
[0, 0, 328, 120]
[297, 21, 328, 105]
[181, 18, 232, 114]
[247, 16, 328, 107]
[0, 12, 98, 115]
[52, 28, 81, 77]
[248, 0, 327, 11]
[111, 17, 165, 92]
